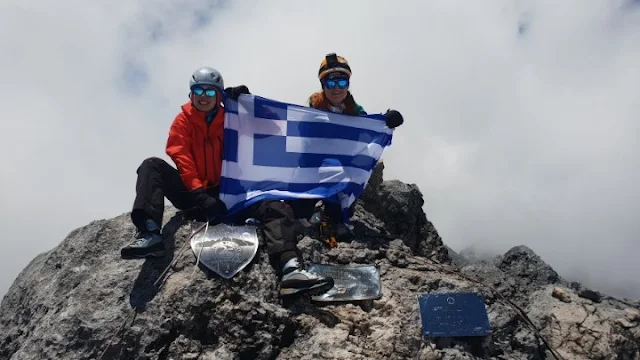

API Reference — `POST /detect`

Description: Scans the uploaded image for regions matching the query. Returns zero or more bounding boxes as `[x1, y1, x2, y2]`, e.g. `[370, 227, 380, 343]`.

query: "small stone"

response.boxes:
[625, 308, 640, 322]
[616, 318, 638, 329]
[552, 287, 572, 303]
[583, 303, 597, 314]
[337, 252, 351, 264]
[417, 342, 440, 360]
[386, 250, 399, 264]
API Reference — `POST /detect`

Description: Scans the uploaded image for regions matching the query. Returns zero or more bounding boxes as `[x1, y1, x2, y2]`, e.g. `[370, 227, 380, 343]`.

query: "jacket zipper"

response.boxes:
[203, 138, 208, 185]
[203, 121, 213, 188]
[203, 112, 219, 189]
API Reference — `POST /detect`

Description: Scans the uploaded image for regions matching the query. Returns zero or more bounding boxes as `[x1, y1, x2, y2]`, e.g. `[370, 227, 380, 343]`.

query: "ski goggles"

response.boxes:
[324, 78, 349, 90]
[191, 86, 217, 97]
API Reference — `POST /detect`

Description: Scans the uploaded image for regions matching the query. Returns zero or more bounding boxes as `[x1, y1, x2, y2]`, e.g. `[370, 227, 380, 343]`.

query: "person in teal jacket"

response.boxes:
[301, 53, 404, 238]
[307, 53, 370, 116]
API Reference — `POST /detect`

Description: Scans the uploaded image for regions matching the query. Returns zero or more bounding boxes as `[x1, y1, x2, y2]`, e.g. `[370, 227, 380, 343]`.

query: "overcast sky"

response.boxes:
[1, 0, 639, 300]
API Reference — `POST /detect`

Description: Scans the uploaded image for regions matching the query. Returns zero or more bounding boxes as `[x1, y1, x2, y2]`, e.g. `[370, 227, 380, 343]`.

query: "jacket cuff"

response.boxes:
[185, 177, 203, 191]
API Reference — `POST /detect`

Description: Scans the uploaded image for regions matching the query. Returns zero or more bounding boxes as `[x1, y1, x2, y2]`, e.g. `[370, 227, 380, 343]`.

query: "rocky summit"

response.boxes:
[1, 163, 640, 360]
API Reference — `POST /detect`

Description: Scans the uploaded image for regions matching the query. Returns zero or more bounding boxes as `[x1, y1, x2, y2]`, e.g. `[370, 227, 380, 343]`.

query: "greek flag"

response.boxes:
[219, 94, 394, 222]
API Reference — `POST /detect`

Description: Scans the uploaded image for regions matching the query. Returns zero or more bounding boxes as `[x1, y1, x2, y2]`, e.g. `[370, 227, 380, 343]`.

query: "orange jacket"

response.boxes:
[166, 101, 225, 191]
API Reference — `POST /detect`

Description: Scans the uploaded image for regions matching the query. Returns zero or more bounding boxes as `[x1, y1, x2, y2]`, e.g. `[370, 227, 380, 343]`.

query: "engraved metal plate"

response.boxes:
[190, 223, 259, 279]
[308, 263, 382, 302]
[418, 292, 491, 337]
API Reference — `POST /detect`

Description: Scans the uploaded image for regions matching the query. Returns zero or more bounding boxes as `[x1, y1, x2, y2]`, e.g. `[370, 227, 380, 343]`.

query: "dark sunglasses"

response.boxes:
[191, 86, 217, 97]
[324, 78, 349, 90]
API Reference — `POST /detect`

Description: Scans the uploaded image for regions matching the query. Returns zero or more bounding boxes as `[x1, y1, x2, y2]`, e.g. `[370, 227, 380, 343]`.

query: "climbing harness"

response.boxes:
[318, 213, 338, 248]
[308, 202, 338, 249]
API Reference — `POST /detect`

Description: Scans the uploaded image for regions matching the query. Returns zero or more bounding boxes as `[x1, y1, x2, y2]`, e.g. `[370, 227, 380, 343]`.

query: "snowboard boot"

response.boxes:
[279, 257, 334, 297]
[121, 219, 166, 259]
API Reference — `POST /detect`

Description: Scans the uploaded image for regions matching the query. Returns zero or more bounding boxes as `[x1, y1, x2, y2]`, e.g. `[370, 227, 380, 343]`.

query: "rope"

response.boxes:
[95, 310, 137, 360]
[96, 221, 209, 360]
[191, 221, 209, 277]
[419, 257, 566, 360]
[152, 221, 208, 289]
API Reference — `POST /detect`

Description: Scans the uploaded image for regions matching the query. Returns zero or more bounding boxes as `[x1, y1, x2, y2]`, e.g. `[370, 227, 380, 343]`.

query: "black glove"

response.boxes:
[192, 188, 227, 215]
[224, 85, 250, 101]
[384, 109, 404, 128]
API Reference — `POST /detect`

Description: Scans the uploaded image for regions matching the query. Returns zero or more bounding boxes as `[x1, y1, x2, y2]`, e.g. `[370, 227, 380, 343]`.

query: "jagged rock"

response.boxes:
[524, 284, 640, 359]
[496, 245, 561, 287]
[361, 160, 385, 203]
[578, 288, 603, 303]
[2, 176, 640, 360]
[357, 163, 449, 265]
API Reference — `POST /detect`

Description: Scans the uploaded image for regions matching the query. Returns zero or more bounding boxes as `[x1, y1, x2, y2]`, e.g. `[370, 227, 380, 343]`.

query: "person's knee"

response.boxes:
[137, 156, 165, 173]
[264, 200, 295, 220]
[142, 156, 165, 167]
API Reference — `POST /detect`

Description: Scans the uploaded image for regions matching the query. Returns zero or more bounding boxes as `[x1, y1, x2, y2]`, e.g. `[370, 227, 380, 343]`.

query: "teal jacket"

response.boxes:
[354, 102, 367, 115]
[307, 92, 367, 116]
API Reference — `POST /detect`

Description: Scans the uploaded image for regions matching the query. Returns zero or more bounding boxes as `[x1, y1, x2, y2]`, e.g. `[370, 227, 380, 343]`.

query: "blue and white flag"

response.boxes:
[219, 94, 394, 222]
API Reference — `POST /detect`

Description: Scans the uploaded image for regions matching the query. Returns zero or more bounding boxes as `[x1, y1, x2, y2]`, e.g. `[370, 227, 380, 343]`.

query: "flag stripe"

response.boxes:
[221, 160, 372, 184]
[223, 128, 238, 162]
[254, 96, 288, 120]
[286, 121, 391, 146]
[285, 136, 386, 158]
[220, 178, 365, 196]
[252, 134, 378, 170]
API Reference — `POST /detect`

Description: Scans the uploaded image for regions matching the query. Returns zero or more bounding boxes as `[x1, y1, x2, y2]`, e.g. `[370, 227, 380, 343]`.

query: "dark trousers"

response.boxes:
[233, 200, 299, 257]
[132, 157, 216, 231]
[131, 157, 305, 264]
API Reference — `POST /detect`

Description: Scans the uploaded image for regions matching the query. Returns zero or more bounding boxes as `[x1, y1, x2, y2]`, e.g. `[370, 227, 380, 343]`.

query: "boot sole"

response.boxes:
[279, 279, 335, 297]
[120, 250, 166, 260]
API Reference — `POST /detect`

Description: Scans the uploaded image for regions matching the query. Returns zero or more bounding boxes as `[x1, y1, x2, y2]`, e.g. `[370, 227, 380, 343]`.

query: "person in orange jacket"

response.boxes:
[121, 67, 334, 297]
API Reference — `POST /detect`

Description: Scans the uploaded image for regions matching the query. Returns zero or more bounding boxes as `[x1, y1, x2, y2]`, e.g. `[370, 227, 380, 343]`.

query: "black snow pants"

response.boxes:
[131, 157, 220, 231]
[131, 156, 303, 267]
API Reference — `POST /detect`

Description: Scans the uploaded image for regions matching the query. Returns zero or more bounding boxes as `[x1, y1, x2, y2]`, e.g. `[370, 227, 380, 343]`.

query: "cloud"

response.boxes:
[1, 0, 639, 300]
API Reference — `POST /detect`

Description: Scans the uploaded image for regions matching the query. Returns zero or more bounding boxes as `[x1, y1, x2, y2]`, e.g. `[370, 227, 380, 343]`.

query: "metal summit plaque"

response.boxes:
[308, 263, 382, 302]
[418, 292, 491, 338]
[190, 223, 259, 279]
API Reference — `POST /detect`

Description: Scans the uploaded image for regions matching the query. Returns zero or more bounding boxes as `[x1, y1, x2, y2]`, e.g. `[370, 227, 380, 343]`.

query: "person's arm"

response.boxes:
[165, 114, 203, 191]
[225, 85, 250, 100]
